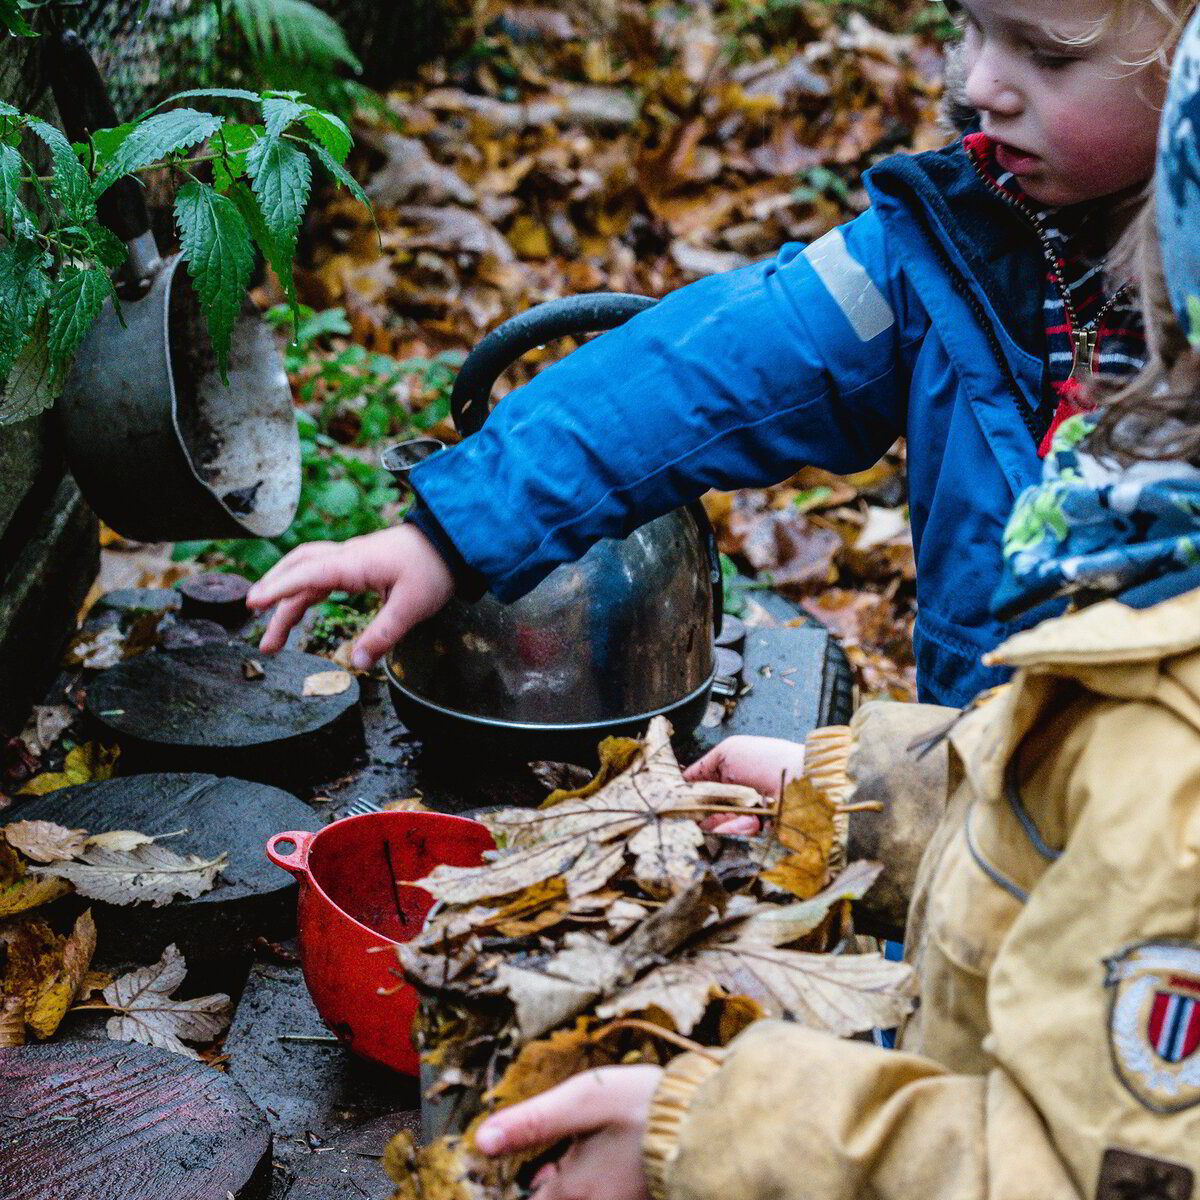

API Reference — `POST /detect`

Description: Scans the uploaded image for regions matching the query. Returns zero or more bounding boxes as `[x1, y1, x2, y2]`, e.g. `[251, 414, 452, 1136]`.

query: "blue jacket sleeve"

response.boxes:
[410, 207, 929, 601]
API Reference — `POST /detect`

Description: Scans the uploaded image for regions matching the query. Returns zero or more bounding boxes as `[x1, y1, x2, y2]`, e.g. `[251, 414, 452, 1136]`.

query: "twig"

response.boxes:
[590, 1019, 721, 1062]
[382, 838, 409, 927]
[835, 801, 884, 815]
[278, 1033, 341, 1044]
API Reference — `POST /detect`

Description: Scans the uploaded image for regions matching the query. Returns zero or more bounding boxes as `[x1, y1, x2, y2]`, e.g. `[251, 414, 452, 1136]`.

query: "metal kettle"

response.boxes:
[382, 294, 722, 762]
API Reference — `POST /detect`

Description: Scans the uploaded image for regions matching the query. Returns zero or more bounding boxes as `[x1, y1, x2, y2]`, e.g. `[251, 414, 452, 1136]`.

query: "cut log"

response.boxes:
[0, 1041, 271, 1200]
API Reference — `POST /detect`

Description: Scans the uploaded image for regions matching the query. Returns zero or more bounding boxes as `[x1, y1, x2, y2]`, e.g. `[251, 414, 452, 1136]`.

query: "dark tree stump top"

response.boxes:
[14, 774, 320, 909]
[86, 644, 360, 749]
[0, 1041, 271, 1200]
[283, 1113, 416, 1200]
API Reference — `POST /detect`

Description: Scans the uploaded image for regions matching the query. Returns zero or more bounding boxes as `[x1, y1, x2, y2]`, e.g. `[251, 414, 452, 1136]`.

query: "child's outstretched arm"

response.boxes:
[245, 525, 453, 668]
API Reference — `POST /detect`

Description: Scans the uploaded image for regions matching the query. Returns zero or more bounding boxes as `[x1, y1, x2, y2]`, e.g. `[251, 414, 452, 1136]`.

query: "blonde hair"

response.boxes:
[1090, 195, 1200, 461]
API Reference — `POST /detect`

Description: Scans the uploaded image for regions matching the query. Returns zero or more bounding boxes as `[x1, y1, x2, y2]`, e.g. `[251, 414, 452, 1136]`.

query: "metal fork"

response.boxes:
[340, 796, 383, 818]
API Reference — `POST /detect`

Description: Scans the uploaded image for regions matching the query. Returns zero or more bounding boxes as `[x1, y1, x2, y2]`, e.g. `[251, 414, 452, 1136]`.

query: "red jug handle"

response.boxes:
[266, 830, 315, 877]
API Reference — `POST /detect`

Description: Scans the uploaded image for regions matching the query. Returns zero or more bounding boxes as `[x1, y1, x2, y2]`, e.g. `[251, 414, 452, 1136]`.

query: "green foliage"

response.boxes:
[229, 0, 362, 71]
[0, 86, 373, 424]
[265, 304, 461, 444]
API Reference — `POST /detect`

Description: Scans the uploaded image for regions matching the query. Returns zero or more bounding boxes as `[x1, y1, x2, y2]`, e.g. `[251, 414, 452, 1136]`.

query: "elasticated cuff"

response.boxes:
[643, 1052, 725, 1200]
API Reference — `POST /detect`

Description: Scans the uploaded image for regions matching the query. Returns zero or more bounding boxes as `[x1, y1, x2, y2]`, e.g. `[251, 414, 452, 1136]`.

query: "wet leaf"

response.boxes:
[760, 777, 836, 900]
[32, 842, 227, 907]
[26, 909, 96, 1039]
[302, 669, 352, 696]
[100, 944, 233, 1060]
[19, 743, 119, 796]
[2, 819, 89, 863]
[0, 875, 73, 917]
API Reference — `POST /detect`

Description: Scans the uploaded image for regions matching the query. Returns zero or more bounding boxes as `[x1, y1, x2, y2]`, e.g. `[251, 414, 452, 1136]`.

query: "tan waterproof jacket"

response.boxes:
[645, 589, 1200, 1200]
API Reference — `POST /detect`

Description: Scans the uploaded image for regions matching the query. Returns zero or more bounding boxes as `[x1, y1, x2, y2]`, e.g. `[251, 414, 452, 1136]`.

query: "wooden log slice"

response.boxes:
[12, 774, 321, 961]
[283, 1113, 418, 1200]
[0, 1041, 271, 1200]
[84, 644, 363, 788]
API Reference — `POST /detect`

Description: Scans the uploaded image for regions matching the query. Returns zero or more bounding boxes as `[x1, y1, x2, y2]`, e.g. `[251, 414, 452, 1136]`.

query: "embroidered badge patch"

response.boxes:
[1106, 941, 1200, 1114]
[1095, 1148, 1194, 1200]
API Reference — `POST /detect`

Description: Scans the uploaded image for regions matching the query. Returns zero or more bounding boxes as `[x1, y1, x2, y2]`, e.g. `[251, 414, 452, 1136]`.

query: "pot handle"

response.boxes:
[451, 293, 657, 437]
[43, 30, 157, 278]
[266, 830, 315, 878]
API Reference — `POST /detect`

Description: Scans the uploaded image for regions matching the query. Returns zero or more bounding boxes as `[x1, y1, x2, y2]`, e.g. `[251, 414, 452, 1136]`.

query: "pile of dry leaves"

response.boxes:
[0, 816, 231, 1057]
[383, 716, 913, 1199]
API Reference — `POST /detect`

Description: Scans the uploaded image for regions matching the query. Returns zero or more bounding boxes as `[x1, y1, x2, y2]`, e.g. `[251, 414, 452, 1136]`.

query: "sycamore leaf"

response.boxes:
[20, 742, 120, 795]
[47, 267, 111, 384]
[26, 909, 96, 1038]
[419, 718, 760, 906]
[26, 118, 94, 224]
[101, 944, 232, 1060]
[31, 842, 227, 906]
[96, 109, 223, 190]
[0, 996, 23, 1047]
[302, 669, 352, 697]
[384, 1131, 512, 1200]
[726, 860, 884, 947]
[480, 878, 570, 939]
[628, 819, 706, 897]
[600, 944, 914, 1037]
[174, 180, 254, 382]
[85, 830, 155, 853]
[760, 776, 836, 900]
[484, 1018, 615, 1111]
[0, 917, 63, 1017]
[3, 819, 89, 863]
[0, 875, 72, 917]
[541, 736, 641, 808]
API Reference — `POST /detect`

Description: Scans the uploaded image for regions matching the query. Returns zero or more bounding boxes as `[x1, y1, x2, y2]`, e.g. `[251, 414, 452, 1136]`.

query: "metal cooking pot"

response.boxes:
[383, 294, 722, 762]
[46, 31, 301, 543]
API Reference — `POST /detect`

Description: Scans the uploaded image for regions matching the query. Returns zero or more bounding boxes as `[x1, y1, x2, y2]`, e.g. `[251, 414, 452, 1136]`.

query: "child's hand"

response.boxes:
[685, 735, 807, 835]
[244, 525, 454, 669]
[474, 1065, 662, 1200]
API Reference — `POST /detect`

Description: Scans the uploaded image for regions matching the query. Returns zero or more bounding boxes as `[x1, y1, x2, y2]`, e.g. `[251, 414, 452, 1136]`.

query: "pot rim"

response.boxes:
[285, 810, 492, 948]
[382, 663, 717, 735]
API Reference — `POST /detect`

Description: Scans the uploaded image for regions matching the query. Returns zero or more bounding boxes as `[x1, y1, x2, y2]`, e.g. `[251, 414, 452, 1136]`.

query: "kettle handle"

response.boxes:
[450, 293, 657, 436]
[451, 292, 722, 637]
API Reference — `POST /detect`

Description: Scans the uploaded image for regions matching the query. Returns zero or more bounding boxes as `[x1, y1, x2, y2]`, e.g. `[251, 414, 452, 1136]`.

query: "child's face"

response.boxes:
[960, 0, 1173, 207]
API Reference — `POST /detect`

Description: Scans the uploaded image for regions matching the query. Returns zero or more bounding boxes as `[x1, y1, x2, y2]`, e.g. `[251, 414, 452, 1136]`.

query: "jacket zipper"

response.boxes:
[964, 145, 1131, 388]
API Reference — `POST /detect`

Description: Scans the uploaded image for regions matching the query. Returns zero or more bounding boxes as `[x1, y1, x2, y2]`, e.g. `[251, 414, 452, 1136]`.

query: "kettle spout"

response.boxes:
[380, 438, 446, 486]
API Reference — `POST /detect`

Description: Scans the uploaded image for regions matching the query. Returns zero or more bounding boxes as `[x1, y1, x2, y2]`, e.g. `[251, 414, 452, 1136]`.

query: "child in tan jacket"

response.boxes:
[472, 9, 1200, 1199]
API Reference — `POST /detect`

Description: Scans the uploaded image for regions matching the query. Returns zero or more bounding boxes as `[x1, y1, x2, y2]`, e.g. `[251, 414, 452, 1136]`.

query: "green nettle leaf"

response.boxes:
[97, 109, 224, 190]
[89, 123, 136, 174]
[143, 88, 262, 118]
[86, 224, 128, 270]
[47, 267, 110, 383]
[174, 181, 254, 383]
[0, 239, 51, 378]
[0, 0, 37, 37]
[308, 141, 373, 228]
[27, 118, 95, 224]
[262, 96, 307, 140]
[0, 100, 22, 119]
[228, 180, 294, 304]
[247, 135, 311, 264]
[211, 122, 260, 193]
[0, 143, 21, 236]
[0, 311, 54, 425]
[301, 110, 351, 164]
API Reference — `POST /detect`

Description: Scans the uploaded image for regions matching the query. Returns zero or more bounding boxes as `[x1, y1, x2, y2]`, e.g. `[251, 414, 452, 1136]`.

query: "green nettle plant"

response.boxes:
[0, 84, 372, 424]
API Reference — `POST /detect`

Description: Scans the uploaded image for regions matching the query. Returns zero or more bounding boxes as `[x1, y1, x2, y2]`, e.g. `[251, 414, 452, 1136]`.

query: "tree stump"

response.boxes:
[0, 1041, 271, 1200]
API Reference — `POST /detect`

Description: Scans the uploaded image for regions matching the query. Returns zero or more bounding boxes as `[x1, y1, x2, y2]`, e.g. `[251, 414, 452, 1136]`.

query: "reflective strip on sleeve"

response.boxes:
[802, 228, 895, 342]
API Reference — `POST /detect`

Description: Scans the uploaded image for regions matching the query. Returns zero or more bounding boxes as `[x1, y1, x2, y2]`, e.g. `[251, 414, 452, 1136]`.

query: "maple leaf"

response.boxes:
[31, 841, 227, 906]
[99, 944, 232, 1060]
[18, 742, 119, 796]
[26, 909, 96, 1038]
[760, 776, 837, 900]
[416, 718, 761, 906]
[3, 819, 88, 863]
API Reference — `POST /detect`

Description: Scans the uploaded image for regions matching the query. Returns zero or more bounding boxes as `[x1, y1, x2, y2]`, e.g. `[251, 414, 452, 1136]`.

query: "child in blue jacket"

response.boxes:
[248, 0, 1195, 708]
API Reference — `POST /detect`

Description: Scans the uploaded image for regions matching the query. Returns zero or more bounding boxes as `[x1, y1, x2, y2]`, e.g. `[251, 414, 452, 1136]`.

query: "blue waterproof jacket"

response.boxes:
[410, 136, 1070, 708]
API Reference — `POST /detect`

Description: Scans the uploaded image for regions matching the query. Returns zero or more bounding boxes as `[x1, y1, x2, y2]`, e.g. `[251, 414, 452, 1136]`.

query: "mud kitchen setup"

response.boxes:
[0, 53, 852, 1195]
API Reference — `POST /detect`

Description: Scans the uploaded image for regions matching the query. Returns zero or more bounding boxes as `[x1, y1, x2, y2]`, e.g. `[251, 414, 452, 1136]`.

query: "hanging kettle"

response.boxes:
[383, 294, 722, 762]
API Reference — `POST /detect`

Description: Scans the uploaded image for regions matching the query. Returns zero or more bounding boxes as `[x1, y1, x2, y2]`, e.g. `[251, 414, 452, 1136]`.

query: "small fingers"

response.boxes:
[475, 1072, 623, 1156]
[682, 745, 725, 783]
[258, 590, 329, 654]
[350, 575, 443, 669]
[703, 814, 762, 836]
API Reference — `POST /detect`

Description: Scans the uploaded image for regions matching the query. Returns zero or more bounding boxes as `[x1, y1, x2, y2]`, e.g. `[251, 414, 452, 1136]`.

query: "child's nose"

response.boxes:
[964, 44, 1024, 119]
